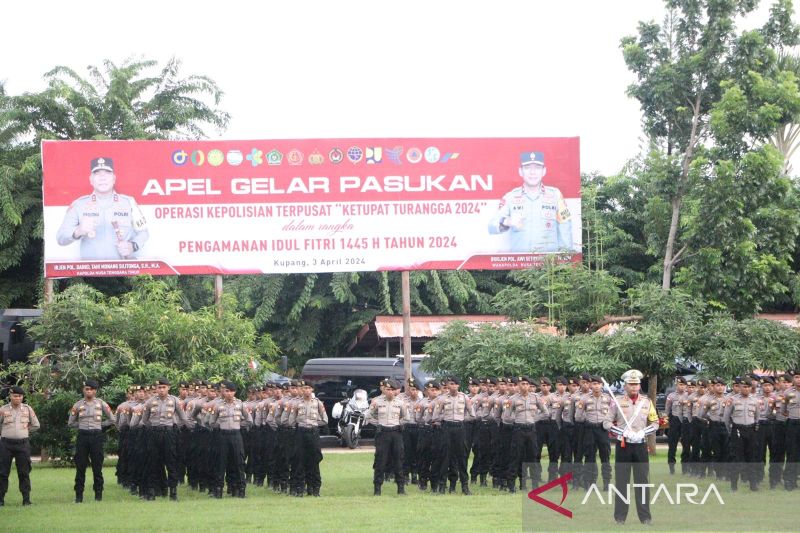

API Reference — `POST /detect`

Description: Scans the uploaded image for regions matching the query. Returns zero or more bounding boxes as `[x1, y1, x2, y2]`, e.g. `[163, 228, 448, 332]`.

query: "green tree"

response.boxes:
[0, 58, 230, 306]
[0, 277, 278, 402]
[621, 0, 800, 299]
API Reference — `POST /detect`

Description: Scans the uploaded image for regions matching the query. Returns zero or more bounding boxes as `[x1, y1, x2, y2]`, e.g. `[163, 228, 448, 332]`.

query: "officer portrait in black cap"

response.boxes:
[488, 150, 574, 253]
[56, 156, 149, 260]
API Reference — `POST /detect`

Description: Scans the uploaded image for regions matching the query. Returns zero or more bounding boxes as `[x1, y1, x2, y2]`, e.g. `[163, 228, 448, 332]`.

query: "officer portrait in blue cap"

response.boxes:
[56, 157, 149, 260]
[488, 151, 574, 253]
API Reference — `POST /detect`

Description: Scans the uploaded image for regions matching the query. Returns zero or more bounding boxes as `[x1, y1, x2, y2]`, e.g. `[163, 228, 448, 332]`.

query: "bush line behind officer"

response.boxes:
[0, 386, 40, 506]
[68, 380, 116, 503]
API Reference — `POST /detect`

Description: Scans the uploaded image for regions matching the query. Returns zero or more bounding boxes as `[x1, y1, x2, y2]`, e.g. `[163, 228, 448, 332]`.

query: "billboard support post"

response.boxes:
[214, 274, 223, 319]
[44, 278, 54, 304]
[402, 270, 412, 382]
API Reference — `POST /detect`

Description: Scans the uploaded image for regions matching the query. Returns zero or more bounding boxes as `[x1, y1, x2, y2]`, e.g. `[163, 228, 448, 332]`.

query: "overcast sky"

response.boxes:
[2, 0, 792, 176]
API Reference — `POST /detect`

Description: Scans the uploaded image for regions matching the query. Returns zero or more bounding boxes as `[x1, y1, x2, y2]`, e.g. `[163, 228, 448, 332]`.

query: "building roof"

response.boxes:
[373, 315, 508, 339]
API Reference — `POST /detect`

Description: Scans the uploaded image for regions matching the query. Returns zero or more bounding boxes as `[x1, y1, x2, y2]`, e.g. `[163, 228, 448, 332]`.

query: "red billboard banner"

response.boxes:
[42, 138, 581, 277]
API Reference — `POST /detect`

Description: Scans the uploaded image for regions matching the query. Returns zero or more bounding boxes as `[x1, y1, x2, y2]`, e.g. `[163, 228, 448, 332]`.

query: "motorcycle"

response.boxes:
[331, 387, 369, 449]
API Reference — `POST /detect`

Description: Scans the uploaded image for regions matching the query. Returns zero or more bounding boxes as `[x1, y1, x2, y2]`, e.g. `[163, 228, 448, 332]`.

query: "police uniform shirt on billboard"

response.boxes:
[488, 151, 573, 253]
[56, 157, 149, 260]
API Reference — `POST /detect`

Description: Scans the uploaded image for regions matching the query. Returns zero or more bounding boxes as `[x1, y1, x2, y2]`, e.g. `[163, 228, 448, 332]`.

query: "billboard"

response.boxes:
[42, 138, 581, 277]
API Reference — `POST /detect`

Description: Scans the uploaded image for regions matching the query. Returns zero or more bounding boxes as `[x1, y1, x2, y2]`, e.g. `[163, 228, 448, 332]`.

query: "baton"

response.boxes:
[601, 377, 631, 448]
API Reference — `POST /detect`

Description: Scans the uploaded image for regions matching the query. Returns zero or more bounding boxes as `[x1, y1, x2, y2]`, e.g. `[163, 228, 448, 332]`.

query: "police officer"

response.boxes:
[125, 385, 148, 497]
[207, 380, 251, 498]
[576, 375, 612, 490]
[0, 386, 40, 506]
[605, 369, 658, 525]
[488, 151, 573, 253]
[536, 377, 559, 484]
[506, 376, 548, 493]
[470, 378, 493, 486]
[698, 377, 729, 480]
[559, 376, 580, 482]
[665, 376, 688, 474]
[288, 380, 327, 497]
[431, 376, 474, 495]
[115, 386, 134, 489]
[416, 380, 439, 491]
[367, 379, 408, 496]
[724, 379, 759, 491]
[68, 380, 116, 503]
[783, 369, 800, 491]
[56, 157, 149, 260]
[492, 377, 514, 490]
[754, 376, 777, 486]
[399, 378, 422, 486]
[140, 378, 190, 501]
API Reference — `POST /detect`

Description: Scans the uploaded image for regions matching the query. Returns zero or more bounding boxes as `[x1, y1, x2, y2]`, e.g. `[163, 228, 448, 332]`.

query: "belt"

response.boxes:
[732, 423, 755, 430]
[149, 425, 176, 431]
[788, 419, 800, 425]
[480, 420, 495, 426]
[442, 421, 464, 427]
[514, 423, 536, 430]
[220, 429, 241, 434]
[297, 426, 320, 432]
[277, 426, 295, 431]
[709, 421, 725, 426]
[78, 429, 102, 434]
[585, 423, 604, 428]
[1, 437, 29, 444]
[405, 424, 419, 429]
[378, 425, 401, 432]
[562, 421, 574, 427]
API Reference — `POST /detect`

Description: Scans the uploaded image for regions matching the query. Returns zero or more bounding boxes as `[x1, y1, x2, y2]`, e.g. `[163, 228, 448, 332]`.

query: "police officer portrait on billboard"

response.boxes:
[488, 151, 574, 253]
[56, 157, 149, 260]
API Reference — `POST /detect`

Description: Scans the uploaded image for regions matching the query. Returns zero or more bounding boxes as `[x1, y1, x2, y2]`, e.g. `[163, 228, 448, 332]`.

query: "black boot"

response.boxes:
[22, 492, 31, 506]
[213, 487, 223, 499]
[238, 486, 246, 498]
[129, 484, 138, 496]
[470, 474, 478, 484]
[419, 479, 427, 491]
[374, 483, 382, 496]
[499, 478, 507, 491]
[669, 463, 675, 475]
[438, 482, 446, 494]
[0, 495, 4, 506]
[280, 482, 288, 494]
[411, 473, 417, 485]
[508, 479, 517, 494]
[307, 486, 313, 496]
[146, 489, 156, 501]
[397, 483, 406, 495]
[448, 479, 456, 494]
[75, 491, 83, 504]
[162, 487, 168, 497]
[95, 490, 102, 502]
[492, 477, 499, 489]
[480, 473, 488, 487]
[169, 487, 178, 501]
[312, 488, 320, 497]
[462, 483, 471, 495]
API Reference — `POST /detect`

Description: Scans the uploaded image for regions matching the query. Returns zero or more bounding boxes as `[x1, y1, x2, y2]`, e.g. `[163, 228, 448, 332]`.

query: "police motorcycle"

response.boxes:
[331, 387, 369, 448]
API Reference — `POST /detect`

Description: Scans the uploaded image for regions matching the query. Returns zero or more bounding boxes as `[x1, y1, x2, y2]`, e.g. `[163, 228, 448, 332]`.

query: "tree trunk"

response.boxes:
[661, 199, 682, 290]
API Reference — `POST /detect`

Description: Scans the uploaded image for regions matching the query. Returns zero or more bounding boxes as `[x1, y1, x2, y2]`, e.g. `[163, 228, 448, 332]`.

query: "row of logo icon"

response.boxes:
[171, 147, 460, 168]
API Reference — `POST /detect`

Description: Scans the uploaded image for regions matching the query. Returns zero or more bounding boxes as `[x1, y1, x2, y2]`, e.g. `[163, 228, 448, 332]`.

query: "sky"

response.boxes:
[1, 0, 792, 176]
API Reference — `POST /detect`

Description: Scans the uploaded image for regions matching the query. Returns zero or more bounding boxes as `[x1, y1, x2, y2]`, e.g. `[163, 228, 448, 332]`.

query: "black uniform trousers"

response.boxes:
[243, 427, 254, 480]
[508, 425, 537, 485]
[729, 423, 757, 490]
[707, 421, 729, 479]
[679, 418, 693, 467]
[216, 430, 246, 490]
[116, 427, 128, 484]
[438, 422, 468, 485]
[127, 428, 146, 493]
[559, 422, 575, 477]
[429, 426, 447, 487]
[401, 424, 419, 479]
[0, 437, 32, 497]
[754, 420, 775, 483]
[535, 419, 559, 482]
[274, 427, 293, 486]
[771, 421, 787, 486]
[613, 441, 651, 524]
[785, 419, 800, 490]
[416, 427, 434, 484]
[177, 425, 190, 483]
[493, 423, 513, 483]
[666, 416, 683, 465]
[375, 426, 405, 485]
[294, 427, 323, 492]
[582, 423, 611, 488]
[470, 421, 493, 477]
[145, 426, 179, 491]
[572, 421, 586, 485]
[74, 429, 105, 493]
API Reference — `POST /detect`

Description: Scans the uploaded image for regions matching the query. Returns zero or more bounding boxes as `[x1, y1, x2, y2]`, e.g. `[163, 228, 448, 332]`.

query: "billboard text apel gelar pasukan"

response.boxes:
[41, 138, 581, 278]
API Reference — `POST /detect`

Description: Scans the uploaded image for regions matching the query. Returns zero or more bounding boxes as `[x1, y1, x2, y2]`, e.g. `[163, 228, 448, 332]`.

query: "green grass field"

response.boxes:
[0, 451, 796, 532]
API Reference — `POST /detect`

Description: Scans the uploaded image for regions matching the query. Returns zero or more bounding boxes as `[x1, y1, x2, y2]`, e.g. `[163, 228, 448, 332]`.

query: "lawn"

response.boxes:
[0, 451, 796, 532]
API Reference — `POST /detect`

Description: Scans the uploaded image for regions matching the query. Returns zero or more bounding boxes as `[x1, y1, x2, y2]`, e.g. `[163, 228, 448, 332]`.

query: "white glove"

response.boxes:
[622, 429, 637, 441]
[635, 430, 646, 442]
